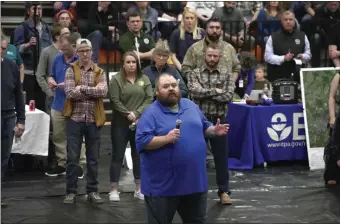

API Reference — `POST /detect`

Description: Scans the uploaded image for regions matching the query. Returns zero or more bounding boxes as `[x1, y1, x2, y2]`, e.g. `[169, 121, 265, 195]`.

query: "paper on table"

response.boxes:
[158, 17, 170, 22]
[233, 100, 247, 104]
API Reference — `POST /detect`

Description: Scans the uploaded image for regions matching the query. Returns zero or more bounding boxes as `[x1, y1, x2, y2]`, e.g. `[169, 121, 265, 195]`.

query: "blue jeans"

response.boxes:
[1, 114, 16, 182]
[145, 191, 207, 224]
[66, 119, 101, 194]
[206, 115, 230, 193]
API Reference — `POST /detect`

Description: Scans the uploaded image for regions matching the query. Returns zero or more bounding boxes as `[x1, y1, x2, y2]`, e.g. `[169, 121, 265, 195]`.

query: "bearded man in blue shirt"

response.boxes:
[136, 73, 229, 224]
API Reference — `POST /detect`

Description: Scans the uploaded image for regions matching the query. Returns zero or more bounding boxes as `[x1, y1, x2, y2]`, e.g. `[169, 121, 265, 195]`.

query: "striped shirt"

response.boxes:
[64, 63, 108, 123]
[188, 65, 235, 117]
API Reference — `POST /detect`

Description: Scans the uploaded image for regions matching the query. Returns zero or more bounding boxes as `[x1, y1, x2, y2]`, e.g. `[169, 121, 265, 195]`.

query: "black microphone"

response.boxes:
[176, 119, 182, 129]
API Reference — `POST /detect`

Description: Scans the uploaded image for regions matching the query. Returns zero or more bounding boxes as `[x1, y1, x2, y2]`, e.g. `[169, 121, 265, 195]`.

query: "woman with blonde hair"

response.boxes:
[169, 7, 205, 71]
[109, 51, 153, 201]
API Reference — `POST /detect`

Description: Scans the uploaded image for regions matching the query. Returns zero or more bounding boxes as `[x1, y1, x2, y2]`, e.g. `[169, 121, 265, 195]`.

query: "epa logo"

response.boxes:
[267, 113, 292, 141]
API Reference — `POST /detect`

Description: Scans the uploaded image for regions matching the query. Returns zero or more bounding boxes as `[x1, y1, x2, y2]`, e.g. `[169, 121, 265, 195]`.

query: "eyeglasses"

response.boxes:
[156, 54, 169, 59]
[77, 49, 92, 54]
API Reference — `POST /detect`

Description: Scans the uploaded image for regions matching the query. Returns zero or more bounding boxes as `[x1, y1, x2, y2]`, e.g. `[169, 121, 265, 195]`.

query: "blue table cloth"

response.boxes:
[227, 103, 308, 170]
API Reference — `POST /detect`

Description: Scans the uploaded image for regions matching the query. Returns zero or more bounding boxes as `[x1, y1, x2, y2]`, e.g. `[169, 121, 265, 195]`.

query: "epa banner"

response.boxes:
[252, 105, 307, 162]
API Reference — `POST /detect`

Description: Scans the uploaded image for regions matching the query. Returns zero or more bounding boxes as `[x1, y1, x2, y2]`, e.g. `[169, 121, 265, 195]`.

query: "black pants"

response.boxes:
[324, 112, 340, 183]
[145, 191, 207, 224]
[66, 120, 101, 194]
[110, 115, 140, 186]
[206, 115, 230, 193]
[1, 114, 16, 182]
[23, 74, 46, 111]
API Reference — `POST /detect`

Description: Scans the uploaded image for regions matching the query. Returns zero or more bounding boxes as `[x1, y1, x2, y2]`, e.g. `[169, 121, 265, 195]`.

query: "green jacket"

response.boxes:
[181, 37, 241, 80]
[109, 70, 153, 119]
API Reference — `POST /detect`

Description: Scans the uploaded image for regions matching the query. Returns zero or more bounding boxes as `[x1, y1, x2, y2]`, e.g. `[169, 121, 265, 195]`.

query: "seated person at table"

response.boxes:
[143, 39, 188, 99]
[235, 51, 257, 99]
[253, 64, 271, 91]
[119, 11, 155, 69]
[169, 7, 205, 71]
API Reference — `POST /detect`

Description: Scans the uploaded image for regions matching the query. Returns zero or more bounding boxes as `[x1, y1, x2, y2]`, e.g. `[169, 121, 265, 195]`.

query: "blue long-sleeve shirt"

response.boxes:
[256, 9, 281, 39]
[62, 1, 71, 9]
[50, 53, 78, 112]
[235, 69, 255, 96]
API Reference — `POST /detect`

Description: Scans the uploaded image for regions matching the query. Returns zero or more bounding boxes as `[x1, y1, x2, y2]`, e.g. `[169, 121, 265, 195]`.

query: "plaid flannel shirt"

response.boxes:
[188, 65, 235, 117]
[64, 63, 108, 123]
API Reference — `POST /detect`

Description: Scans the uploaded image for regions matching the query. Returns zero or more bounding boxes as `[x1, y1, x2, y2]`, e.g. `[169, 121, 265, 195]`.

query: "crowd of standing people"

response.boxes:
[2, 1, 340, 223]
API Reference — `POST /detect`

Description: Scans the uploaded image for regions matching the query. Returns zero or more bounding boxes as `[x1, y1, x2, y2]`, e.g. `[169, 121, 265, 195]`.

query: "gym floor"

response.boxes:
[2, 126, 340, 223]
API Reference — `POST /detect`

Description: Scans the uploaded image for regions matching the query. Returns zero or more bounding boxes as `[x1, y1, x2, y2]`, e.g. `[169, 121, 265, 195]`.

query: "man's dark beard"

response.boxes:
[157, 92, 181, 107]
[206, 60, 218, 68]
[207, 33, 220, 42]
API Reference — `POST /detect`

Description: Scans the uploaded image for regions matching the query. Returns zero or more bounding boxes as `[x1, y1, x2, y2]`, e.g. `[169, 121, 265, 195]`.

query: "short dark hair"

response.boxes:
[239, 51, 258, 70]
[24, 2, 42, 19]
[255, 64, 265, 72]
[126, 11, 141, 22]
[205, 17, 222, 29]
[60, 32, 81, 47]
[154, 73, 177, 91]
[51, 23, 62, 42]
[205, 43, 221, 51]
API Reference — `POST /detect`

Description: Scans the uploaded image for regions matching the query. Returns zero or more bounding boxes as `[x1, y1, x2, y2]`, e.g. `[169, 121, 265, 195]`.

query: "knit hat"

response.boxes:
[55, 9, 74, 21]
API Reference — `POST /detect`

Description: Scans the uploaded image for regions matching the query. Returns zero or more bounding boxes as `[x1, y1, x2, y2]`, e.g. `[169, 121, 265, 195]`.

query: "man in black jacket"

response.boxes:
[78, 2, 120, 64]
[1, 54, 26, 207]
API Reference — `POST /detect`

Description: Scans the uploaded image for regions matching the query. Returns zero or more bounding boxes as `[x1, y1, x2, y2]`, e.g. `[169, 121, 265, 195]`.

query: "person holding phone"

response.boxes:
[47, 32, 86, 177]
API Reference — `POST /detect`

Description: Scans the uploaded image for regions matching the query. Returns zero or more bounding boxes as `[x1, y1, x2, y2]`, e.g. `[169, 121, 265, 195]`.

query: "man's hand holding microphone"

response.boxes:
[166, 120, 181, 144]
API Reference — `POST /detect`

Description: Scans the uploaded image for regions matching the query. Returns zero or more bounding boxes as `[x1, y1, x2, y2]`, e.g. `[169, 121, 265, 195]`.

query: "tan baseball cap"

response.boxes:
[76, 38, 92, 51]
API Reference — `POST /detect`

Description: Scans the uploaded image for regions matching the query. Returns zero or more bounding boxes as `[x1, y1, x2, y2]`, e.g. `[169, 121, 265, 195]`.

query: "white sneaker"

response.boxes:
[109, 189, 120, 201]
[134, 190, 144, 200]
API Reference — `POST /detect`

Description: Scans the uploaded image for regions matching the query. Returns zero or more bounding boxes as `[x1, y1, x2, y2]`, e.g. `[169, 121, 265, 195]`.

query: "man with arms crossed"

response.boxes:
[63, 39, 108, 204]
[136, 73, 229, 223]
[188, 43, 235, 205]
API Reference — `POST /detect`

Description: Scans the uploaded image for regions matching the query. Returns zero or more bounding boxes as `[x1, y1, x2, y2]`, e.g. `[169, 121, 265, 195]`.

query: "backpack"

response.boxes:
[10, 21, 30, 45]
